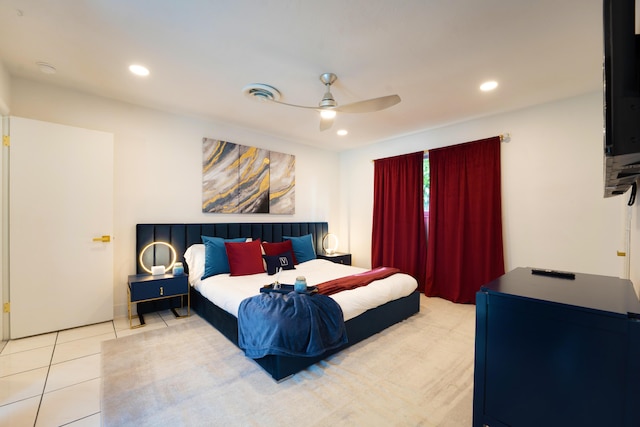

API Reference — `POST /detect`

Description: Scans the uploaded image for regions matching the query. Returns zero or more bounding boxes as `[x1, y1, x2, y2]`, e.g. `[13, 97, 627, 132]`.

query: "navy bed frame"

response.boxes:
[136, 222, 420, 381]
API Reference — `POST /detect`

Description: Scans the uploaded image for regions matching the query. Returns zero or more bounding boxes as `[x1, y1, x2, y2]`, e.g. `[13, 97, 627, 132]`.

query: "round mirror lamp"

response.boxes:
[322, 233, 339, 255]
[139, 241, 177, 274]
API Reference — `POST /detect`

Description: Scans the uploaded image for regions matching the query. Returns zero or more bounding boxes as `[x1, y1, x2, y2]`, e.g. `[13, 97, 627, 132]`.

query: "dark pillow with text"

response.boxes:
[263, 252, 296, 275]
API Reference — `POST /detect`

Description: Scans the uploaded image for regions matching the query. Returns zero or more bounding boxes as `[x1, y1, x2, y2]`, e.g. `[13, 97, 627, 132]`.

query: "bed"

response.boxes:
[136, 222, 420, 380]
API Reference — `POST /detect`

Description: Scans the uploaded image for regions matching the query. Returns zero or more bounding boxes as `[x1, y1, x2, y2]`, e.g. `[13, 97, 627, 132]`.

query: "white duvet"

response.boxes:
[193, 259, 418, 321]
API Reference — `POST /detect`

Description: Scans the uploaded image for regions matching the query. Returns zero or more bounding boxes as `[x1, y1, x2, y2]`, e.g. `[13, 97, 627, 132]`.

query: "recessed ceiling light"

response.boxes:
[129, 64, 150, 76]
[36, 62, 56, 74]
[480, 80, 498, 91]
[337, 129, 348, 136]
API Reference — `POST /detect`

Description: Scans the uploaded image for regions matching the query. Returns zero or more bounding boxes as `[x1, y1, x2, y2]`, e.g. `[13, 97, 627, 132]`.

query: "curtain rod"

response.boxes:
[371, 133, 512, 162]
[422, 133, 511, 153]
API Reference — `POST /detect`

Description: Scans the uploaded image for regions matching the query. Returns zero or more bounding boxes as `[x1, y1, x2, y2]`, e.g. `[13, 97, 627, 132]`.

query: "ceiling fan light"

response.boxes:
[320, 109, 336, 119]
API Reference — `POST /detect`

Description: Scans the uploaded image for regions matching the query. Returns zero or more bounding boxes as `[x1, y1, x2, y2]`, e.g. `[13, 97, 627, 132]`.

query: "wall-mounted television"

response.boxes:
[603, 0, 640, 197]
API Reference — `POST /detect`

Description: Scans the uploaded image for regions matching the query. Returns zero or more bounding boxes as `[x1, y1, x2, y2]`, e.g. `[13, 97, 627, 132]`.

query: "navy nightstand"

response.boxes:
[127, 273, 190, 328]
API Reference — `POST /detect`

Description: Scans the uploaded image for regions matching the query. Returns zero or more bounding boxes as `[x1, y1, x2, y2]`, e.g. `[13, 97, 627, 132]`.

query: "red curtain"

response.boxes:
[372, 151, 427, 291]
[425, 137, 504, 303]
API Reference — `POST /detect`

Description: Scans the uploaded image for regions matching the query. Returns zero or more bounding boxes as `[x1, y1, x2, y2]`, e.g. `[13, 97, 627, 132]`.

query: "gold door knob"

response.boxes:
[92, 235, 111, 243]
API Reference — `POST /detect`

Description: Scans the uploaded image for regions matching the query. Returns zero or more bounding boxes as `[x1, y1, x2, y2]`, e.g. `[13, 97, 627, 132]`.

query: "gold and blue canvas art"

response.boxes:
[202, 138, 295, 214]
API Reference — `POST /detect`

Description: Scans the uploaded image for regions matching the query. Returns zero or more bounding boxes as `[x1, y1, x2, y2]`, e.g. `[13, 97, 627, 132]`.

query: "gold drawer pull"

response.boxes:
[160, 286, 164, 296]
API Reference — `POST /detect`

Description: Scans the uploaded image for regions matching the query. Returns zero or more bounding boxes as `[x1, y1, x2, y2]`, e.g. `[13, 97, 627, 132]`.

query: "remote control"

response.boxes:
[531, 268, 575, 280]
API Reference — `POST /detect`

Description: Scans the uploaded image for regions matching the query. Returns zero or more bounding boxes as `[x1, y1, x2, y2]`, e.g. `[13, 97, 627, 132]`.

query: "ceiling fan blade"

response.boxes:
[335, 94, 401, 113]
[319, 115, 334, 131]
[267, 99, 318, 110]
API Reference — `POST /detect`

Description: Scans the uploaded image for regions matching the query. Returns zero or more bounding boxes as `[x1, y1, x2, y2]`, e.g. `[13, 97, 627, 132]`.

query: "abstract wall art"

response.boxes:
[202, 138, 295, 214]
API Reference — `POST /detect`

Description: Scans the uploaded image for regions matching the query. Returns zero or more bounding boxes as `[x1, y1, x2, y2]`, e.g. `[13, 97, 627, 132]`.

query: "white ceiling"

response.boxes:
[0, 0, 603, 151]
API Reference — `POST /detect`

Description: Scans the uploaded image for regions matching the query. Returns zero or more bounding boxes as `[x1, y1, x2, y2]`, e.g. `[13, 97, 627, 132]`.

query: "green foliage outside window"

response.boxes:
[423, 156, 430, 211]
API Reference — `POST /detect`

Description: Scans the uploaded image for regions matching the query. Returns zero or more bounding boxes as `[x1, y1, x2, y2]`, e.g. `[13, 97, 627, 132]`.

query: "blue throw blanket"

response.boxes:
[238, 292, 347, 358]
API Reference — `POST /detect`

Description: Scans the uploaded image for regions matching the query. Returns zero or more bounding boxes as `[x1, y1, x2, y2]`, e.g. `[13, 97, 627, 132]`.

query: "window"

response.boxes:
[423, 153, 430, 212]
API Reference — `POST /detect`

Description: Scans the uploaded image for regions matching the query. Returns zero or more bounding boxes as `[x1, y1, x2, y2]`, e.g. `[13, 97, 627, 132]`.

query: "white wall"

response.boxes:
[629, 179, 640, 296]
[0, 61, 10, 115]
[340, 92, 630, 285]
[7, 77, 640, 321]
[0, 62, 10, 340]
[9, 77, 341, 317]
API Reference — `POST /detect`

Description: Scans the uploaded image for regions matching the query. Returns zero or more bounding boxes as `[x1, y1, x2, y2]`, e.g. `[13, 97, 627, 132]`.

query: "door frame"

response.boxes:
[1, 115, 7, 341]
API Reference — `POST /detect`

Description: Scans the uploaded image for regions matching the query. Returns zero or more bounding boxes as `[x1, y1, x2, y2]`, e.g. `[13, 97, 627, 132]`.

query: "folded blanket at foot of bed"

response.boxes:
[315, 266, 401, 296]
[238, 292, 347, 359]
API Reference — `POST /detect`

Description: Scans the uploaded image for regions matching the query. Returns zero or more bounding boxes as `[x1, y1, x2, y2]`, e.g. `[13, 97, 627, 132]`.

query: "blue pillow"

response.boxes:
[263, 252, 296, 275]
[283, 234, 316, 264]
[201, 236, 246, 279]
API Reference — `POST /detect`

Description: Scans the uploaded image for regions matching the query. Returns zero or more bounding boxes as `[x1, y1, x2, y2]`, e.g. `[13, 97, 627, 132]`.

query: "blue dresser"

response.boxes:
[473, 267, 640, 427]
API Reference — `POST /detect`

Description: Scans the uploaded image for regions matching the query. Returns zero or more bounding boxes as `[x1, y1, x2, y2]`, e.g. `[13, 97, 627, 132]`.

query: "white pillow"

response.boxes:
[184, 244, 205, 286]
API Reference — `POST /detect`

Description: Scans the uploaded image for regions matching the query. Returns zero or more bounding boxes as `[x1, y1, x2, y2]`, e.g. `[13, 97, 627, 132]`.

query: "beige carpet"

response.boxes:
[102, 296, 476, 426]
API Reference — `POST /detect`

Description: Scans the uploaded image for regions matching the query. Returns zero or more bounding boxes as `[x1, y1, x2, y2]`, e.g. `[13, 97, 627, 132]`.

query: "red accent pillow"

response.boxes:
[262, 240, 299, 264]
[225, 239, 265, 276]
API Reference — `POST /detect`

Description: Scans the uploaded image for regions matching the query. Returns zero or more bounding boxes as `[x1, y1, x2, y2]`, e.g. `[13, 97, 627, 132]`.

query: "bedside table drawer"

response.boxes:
[128, 274, 188, 302]
[317, 253, 352, 265]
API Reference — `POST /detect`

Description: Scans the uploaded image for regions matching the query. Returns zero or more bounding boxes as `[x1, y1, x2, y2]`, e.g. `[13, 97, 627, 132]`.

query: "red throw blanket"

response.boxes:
[316, 267, 401, 296]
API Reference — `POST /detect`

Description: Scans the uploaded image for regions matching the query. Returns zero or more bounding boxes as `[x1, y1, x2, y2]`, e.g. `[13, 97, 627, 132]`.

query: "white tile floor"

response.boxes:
[0, 310, 191, 427]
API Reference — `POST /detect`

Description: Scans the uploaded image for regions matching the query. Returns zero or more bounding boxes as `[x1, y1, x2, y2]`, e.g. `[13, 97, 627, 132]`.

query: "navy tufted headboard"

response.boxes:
[136, 222, 329, 274]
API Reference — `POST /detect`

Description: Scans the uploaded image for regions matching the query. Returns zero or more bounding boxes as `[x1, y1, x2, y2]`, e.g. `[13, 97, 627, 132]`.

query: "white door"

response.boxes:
[9, 117, 113, 338]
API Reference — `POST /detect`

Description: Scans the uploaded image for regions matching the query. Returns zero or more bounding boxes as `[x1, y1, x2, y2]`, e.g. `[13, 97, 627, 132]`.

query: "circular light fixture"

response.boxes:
[36, 62, 56, 75]
[322, 233, 339, 255]
[480, 80, 498, 91]
[242, 83, 281, 102]
[129, 64, 150, 76]
[138, 241, 177, 274]
[337, 129, 348, 136]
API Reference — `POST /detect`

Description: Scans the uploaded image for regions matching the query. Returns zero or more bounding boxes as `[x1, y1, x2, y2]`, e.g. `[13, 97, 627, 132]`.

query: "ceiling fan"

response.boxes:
[243, 73, 401, 131]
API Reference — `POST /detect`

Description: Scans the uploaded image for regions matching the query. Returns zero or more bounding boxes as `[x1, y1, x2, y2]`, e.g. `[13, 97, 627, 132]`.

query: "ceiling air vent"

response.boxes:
[242, 84, 281, 102]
